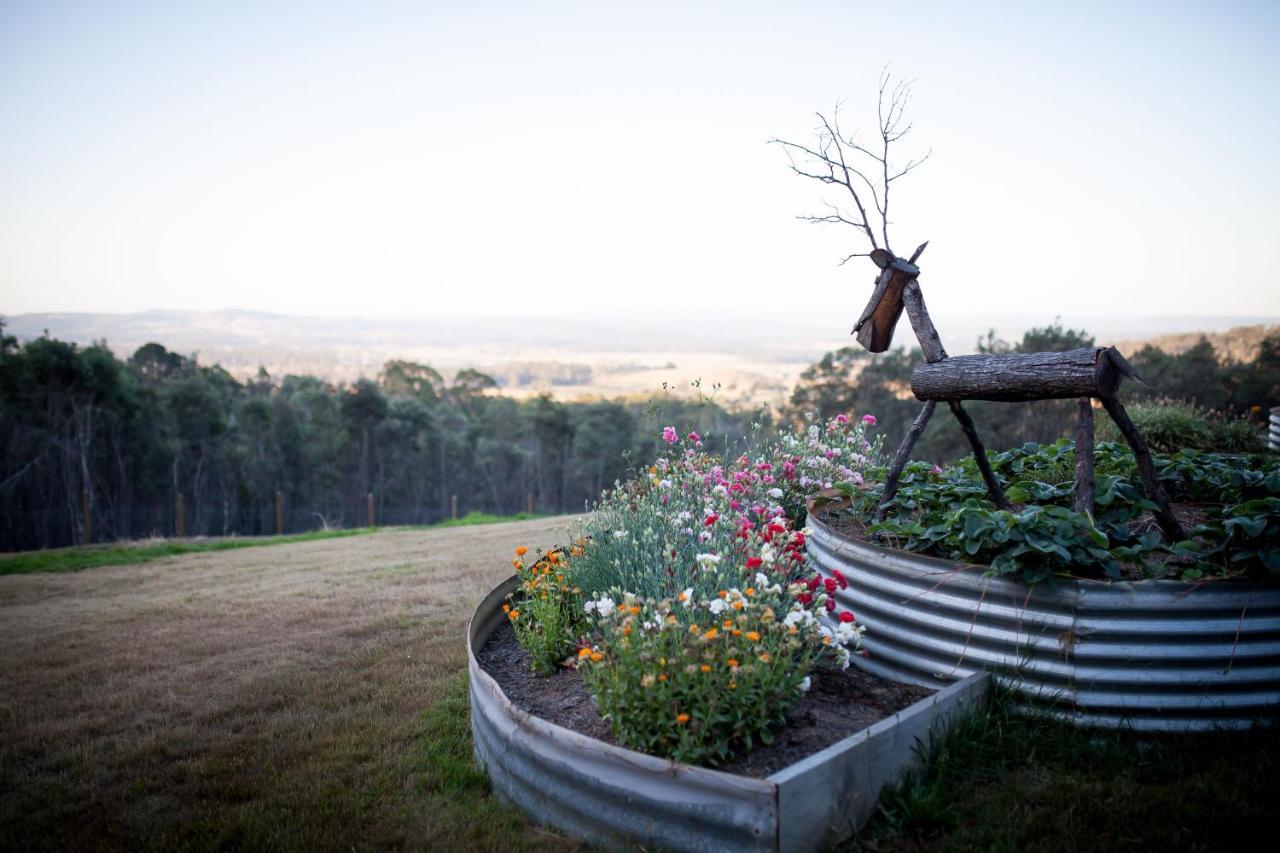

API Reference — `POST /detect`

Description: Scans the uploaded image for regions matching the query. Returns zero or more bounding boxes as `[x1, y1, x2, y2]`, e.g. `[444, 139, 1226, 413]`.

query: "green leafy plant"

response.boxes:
[504, 547, 583, 675]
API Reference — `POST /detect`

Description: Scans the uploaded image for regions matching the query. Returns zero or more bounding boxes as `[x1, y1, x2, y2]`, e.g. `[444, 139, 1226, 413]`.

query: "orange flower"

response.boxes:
[502, 603, 511, 613]
[744, 587, 756, 596]
[578, 647, 592, 659]
[732, 601, 744, 611]
[757, 652, 771, 662]
[727, 658, 739, 667]
[700, 664, 711, 673]
[722, 620, 733, 630]
[703, 628, 719, 640]
[629, 605, 641, 614]
[590, 652, 603, 662]
[508, 609, 520, 620]
[658, 673, 668, 682]
[746, 631, 761, 642]
[676, 713, 690, 724]
[515, 546, 529, 556]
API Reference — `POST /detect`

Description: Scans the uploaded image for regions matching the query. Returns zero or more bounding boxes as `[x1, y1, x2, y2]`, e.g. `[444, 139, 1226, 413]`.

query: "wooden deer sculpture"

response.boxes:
[775, 74, 1183, 541]
[853, 245, 1185, 542]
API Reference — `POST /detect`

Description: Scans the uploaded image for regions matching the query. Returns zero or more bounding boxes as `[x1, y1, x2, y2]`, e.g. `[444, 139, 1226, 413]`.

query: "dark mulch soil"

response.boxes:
[476, 620, 934, 778]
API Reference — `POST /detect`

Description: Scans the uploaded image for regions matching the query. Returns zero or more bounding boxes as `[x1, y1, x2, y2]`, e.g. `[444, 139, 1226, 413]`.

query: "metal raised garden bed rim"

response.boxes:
[467, 574, 990, 852]
[805, 510, 1280, 732]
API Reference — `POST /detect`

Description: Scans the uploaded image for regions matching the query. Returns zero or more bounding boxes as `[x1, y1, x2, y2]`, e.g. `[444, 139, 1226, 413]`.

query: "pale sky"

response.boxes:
[2, 1, 1278, 326]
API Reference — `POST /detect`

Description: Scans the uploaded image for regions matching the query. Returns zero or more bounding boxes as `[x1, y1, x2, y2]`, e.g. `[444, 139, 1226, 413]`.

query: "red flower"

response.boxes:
[824, 598, 837, 612]
[823, 578, 837, 594]
[704, 514, 719, 526]
[798, 592, 813, 605]
[745, 557, 763, 570]
[838, 611, 855, 623]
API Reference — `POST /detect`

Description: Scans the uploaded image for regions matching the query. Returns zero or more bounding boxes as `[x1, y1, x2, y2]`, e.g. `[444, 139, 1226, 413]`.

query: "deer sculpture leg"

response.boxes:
[1074, 398, 1096, 515]
[875, 400, 936, 522]
[949, 401, 1012, 510]
[1099, 395, 1186, 541]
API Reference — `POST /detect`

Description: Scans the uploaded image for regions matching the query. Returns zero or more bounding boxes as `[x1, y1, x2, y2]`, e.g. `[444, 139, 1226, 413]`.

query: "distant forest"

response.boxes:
[2, 320, 1276, 552]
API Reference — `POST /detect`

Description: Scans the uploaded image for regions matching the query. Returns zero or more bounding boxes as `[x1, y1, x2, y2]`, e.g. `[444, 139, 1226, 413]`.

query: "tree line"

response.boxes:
[0, 327, 757, 552]
[4, 320, 1275, 552]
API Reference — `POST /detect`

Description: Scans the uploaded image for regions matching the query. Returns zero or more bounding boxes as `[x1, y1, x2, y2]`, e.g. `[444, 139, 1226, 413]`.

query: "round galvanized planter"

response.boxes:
[806, 512, 1280, 731]
[467, 575, 989, 851]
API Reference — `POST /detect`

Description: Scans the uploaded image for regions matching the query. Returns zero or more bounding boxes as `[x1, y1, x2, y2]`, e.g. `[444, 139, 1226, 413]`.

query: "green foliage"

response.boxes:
[506, 548, 582, 675]
[577, 591, 823, 766]
[846, 441, 1280, 581]
[1097, 400, 1265, 454]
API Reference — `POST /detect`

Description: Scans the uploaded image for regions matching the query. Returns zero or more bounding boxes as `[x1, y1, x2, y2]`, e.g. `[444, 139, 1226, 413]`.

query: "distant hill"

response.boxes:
[3, 309, 1275, 407]
[1114, 324, 1279, 363]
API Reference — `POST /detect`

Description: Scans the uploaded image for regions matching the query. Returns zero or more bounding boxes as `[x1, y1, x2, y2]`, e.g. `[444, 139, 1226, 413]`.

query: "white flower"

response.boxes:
[755, 572, 770, 587]
[659, 479, 672, 489]
[595, 596, 616, 615]
[679, 587, 695, 609]
[799, 676, 811, 693]
[698, 531, 712, 543]
[613, 530, 628, 539]
[760, 543, 776, 564]
[708, 598, 727, 615]
[783, 608, 814, 628]
[713, 484, 729, 497]
[696, 553, 722, 569]
[767, 487, 784, 499]
[677, 511, 692, 522]
[584, 600, 596, 614]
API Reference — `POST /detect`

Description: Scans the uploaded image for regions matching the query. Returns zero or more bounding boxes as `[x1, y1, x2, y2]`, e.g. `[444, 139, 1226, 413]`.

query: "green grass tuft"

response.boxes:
[431, 511, 543, 529]
[847, 691, 1280, 851]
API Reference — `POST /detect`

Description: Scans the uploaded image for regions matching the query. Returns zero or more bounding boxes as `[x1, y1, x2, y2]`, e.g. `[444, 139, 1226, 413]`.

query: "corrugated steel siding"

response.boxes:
[807, 514, 1280, 731]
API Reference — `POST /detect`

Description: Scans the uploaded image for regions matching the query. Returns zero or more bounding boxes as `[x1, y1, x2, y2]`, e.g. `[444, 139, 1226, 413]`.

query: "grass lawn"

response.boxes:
[0, 511, 547, 575]
[1, 517, 1274, 852]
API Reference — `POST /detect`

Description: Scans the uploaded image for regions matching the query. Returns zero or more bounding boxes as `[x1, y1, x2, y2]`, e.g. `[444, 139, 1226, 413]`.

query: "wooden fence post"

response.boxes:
[176, 494, 187, 538]
[276, 490, 284, 536]
[82, 488, 91, 545]
[527, 492, 533, 516]
[367, 492, 375, 528]
[451, 494, 458, 521]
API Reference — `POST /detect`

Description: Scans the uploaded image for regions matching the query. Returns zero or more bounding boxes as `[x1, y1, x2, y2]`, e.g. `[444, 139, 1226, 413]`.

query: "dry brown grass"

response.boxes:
[0, 518, 585, 852]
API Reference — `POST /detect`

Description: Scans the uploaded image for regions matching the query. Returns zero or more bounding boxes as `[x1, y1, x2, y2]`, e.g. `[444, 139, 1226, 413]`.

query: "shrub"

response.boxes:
[505, 415, 881, 765]
[1097, 400, 1265, 454]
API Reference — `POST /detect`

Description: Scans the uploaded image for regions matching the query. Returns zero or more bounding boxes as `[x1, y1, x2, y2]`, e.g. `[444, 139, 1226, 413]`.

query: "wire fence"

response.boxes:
[0, 494, 507, 554]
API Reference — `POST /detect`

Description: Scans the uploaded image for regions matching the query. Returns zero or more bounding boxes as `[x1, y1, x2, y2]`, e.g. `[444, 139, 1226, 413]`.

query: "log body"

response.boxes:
[911, 347, 1123, 402]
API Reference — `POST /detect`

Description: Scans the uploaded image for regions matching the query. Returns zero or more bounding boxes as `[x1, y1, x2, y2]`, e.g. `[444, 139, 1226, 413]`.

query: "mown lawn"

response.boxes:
[0, 511, 545, 575]
[1, 518, 1274, 852]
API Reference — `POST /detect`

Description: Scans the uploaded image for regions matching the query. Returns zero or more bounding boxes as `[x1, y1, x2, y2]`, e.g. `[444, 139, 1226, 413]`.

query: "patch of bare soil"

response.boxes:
[476, 620, 933, 778]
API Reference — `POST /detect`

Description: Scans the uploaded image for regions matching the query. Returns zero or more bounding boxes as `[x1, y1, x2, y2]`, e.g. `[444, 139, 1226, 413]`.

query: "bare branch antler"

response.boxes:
[770, 70, 929, 260]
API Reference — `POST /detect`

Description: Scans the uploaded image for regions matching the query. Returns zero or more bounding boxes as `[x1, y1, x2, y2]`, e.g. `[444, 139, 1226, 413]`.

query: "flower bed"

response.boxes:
[806, 440, 1280, 730]
[500, 417, 885, 767]
[468, 575, 990, 851]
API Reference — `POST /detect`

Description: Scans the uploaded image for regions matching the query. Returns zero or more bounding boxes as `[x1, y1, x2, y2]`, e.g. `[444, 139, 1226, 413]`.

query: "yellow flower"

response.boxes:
[676, 713, 690, 724]
[728, 681, 737, 690]
[689, 624, 701, 634]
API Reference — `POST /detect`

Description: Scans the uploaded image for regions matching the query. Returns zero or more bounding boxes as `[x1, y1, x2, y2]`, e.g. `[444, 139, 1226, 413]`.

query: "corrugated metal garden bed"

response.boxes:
[806, 511, 1280, 731]
[468, 576, 990, 852]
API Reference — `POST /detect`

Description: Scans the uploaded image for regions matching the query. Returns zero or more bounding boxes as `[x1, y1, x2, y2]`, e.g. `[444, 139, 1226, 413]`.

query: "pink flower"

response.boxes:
[862, 414, 877, 426]
[931, 464, 944, 475]
[662, 426, 678, 444]
[835, 413, 849, 424]
[687, 430, 701, 443]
